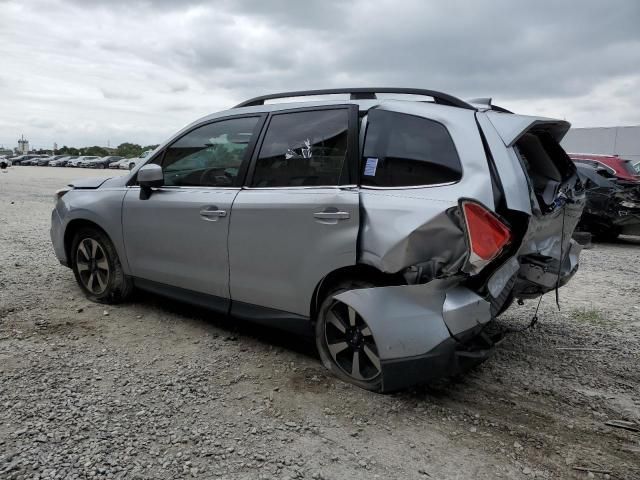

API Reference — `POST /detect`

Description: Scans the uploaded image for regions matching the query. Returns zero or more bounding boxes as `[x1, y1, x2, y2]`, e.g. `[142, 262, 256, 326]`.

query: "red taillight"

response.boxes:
[462, 201, 511, 272]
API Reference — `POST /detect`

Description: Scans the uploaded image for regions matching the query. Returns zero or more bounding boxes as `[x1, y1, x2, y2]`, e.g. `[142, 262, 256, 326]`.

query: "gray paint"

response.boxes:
[228, 187, 359, 317]
[334, 281, 491, 360]
[67, 176, 112, 189]
[485, 112, 571, 147]
[51, 187, 130, 272]
[515, 240, 582, 297]
[476, 113, 532, 214]
[358, 194, 467, 276]
[50, 95, 586, 371]
[122, 186, 239, 299]
[358, 101, 494, 275]
[487, 257, 520, 298]
[137, 164, 163, 183]
[442, 286, 492, 336]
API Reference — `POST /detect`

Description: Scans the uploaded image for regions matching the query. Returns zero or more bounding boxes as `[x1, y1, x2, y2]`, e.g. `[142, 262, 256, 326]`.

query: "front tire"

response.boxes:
[315, 280, 382, 392]
[71, 227, 133, 303]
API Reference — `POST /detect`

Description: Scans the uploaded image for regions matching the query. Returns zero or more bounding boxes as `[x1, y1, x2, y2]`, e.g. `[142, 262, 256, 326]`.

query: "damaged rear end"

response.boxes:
[575, 164, 640, 239]
[334, 101, 584, 391]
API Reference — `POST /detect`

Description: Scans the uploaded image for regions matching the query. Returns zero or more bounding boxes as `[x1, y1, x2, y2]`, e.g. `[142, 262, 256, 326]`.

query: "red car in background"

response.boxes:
[569, 153, 640, 184]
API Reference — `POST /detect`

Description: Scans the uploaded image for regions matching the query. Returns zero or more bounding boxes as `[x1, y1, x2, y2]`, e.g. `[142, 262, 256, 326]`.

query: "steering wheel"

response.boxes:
[199, 168, 233, 186]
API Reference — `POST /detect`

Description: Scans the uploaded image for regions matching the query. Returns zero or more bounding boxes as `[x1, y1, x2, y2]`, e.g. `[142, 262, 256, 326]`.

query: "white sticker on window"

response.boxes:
[364, 157, 378, 176]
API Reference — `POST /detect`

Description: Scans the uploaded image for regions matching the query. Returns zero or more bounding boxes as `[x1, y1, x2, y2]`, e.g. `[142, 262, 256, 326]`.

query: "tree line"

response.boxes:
[32, 143, 159, 158]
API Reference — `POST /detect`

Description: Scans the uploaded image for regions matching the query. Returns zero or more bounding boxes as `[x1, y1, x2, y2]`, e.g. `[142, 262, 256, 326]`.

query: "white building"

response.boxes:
[17, 135, 29, 154]
[561, 126, 640, 164]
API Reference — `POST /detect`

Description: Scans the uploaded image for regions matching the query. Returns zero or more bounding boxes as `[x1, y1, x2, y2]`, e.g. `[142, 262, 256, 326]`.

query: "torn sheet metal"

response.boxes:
[487, 257, 520, 298]
[357, 101, 495, 276]
[358, 193, 469, 277]
[513, 193, 585, 297]
[333, 280, 491, 361]
[442, 286, 492, 336]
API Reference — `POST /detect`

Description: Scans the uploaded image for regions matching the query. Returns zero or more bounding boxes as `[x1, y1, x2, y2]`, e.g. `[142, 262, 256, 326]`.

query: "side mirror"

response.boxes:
[138, 164, 163, 200]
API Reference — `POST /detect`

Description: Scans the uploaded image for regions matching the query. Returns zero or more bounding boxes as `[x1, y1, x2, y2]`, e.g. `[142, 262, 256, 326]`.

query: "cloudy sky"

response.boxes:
[1, 0, 639, 149]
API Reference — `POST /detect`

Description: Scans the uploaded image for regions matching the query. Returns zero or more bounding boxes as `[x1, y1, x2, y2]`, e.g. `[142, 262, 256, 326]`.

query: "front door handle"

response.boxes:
[200, 206, 227, 221]
[314, 211, 350, 220]
[313, 208, 350, 224]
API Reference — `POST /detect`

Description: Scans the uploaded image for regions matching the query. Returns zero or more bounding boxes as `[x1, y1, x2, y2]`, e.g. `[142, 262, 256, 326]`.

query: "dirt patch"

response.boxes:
[1, 166, 639, 479]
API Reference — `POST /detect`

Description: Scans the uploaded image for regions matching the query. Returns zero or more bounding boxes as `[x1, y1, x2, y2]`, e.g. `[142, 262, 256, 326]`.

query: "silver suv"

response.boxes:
[50, 88, 585, 392]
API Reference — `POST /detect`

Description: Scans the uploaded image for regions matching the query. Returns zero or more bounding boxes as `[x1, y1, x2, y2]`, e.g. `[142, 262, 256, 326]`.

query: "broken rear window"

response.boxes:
[514, 131, 575, 210]
[361, 110, 462, 187]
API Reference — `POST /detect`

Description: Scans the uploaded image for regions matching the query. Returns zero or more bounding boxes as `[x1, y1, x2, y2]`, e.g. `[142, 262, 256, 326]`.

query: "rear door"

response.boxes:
[122, 115, 265, 308]
[228, 106, 360, 318]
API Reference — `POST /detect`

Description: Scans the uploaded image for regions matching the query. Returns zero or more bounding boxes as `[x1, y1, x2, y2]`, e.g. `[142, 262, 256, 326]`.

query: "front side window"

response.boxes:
[361, 110, 462, 187]
[251, 109, 349, 187]
[162, 116, 260, 187]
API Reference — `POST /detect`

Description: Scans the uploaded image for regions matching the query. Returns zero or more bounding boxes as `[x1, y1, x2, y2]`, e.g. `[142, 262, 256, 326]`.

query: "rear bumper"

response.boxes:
[380, 329, 499, 392]
[513, 239, 582, 298]
[333, 280, 495, 392]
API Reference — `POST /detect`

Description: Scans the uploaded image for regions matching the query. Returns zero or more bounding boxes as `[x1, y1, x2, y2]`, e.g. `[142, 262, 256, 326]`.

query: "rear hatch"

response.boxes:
[477, 112, 586, 300]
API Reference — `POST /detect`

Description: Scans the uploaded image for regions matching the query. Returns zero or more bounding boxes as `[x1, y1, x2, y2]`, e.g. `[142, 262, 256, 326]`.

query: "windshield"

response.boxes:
[621, 159, 639, 176]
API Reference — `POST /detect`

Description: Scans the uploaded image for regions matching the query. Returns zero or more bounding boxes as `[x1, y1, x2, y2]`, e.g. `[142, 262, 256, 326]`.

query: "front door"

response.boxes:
[122, 115, 264, 305]
[228, 106, 360, 318]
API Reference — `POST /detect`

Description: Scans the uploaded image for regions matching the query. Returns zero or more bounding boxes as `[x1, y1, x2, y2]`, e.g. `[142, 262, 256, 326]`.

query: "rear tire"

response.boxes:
[315, 280, 382, 392]
[71, 227, 133, 304]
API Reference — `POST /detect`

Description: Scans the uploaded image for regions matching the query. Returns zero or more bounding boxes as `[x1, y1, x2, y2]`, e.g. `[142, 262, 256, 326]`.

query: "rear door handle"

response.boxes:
[313, 210, 350, 220]
[200, 206, 227, 221]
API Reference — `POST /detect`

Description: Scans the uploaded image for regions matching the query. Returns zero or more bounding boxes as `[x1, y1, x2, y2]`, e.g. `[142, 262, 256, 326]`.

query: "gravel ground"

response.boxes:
[1, 166, 639, 480]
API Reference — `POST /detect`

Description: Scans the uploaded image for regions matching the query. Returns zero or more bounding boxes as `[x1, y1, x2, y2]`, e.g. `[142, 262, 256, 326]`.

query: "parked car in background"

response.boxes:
[0, 156, 11, 168]
[50, 88, 585, 392]
[11, 154, 41, 165]
[68, 156, 100, 167]
[81, 156, 123, 169]
[574, 163, 640, 240]
[123, 157, 145, 170]
[120, 151, 153, 170]
[49, 156, 77, 167]
[22, 156, 48, 166]
[36, 156, 53, 166]
[109, 158, 128, 169]
[570, 153, 640, 185]
[37, 155, 66, 166]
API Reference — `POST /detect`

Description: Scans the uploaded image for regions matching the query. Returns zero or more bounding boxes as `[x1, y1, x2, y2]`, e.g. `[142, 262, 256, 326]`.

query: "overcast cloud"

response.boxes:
[1, 0, 639, 149]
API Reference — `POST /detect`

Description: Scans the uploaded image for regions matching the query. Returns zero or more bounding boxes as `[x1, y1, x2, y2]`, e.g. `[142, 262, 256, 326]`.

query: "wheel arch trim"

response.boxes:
[63, 217, 128, 273]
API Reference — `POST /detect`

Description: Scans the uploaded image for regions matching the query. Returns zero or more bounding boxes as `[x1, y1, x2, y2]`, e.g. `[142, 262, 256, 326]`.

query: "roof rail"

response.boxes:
[234, 88, 476, 110]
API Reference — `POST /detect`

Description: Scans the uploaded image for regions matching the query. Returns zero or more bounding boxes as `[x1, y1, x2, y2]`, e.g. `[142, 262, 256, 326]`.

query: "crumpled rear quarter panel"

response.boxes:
[359, 194, 468, 277]
[358, 101, 495, 274]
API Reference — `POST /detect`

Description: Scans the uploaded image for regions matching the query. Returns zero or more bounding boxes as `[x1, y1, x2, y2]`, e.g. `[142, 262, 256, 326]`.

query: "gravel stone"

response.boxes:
[1, 167, 638, 479]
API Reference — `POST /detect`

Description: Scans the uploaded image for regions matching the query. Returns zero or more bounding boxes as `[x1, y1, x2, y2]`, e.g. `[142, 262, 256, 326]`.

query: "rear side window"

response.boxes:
[251, 109, 349, 187]
[362, 110, 462, 187]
